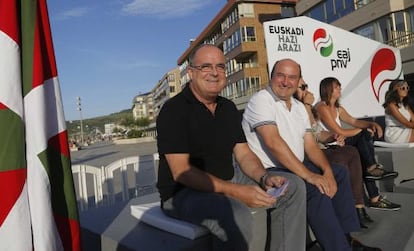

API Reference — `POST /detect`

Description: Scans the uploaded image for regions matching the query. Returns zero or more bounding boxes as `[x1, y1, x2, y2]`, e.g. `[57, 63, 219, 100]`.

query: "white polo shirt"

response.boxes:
[242, 85, 311, 169]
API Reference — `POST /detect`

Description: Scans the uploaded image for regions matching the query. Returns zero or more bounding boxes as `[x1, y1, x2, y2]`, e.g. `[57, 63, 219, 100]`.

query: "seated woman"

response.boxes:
[382, 80, 414, 143]
[294, 79, 372, 228]
[314, 77, 400, 211]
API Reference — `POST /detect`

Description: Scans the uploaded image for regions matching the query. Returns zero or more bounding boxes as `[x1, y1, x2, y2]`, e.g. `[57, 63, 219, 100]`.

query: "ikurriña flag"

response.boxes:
[0, 0, 81, 250]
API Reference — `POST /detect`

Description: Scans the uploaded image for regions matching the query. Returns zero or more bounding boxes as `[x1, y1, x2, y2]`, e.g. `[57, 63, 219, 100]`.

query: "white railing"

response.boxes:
[72, 153, 159, 211]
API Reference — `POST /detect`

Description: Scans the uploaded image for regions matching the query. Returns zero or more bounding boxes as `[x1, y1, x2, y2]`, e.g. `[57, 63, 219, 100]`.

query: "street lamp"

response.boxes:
[76, 96, 84, 144]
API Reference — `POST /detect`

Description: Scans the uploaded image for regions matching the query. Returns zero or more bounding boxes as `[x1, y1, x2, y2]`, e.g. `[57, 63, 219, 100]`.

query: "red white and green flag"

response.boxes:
[0, 0, 81, 250]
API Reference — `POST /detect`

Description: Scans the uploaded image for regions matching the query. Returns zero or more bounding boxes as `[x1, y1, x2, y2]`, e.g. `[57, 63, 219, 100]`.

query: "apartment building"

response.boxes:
[132, 92, 153, 121]
[296, 0, 414, 84]
[177, 0, 298, 110]
[149, 0, 414, 116]
[151, 67, 181, 119]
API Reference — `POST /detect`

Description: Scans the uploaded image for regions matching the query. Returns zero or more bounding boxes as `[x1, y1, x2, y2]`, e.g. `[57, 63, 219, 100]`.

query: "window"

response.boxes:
[409, 8, 414, 32]
[340, 0, 355, 16]
[309, 4, 325, 22]
[242, 26, 256, 42]
[281, 5, 295, 18]
[223, 28, 246, 55]
[355, 24, 375, 40]
[325, 0, 334, 20]
[221, 77, 260, 99]
[394, 11, 405, 31]
[226, 59, 243, 75]
[377, 17, 391, 43]
[167, 74, 175, 82]
[235, 30, 241, 46]
[335, 0, 344, 10]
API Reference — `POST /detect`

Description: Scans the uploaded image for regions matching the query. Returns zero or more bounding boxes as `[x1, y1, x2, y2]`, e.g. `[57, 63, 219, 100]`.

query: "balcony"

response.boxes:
[386, 30, 414, 49]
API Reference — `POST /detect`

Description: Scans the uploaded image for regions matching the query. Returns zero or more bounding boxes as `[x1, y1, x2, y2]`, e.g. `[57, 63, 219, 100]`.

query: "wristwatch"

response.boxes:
[259, 172, 270, 190]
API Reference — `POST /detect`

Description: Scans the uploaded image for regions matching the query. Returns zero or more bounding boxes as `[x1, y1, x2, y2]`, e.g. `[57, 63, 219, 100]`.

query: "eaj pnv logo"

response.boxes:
[313, 28, 333, 57]
[313, 27, 351, 71]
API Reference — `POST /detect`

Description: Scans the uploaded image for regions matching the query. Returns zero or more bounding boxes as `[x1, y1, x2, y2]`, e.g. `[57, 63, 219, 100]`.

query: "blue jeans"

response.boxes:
[162, 168, 306, 251]
[345, 129, 376, 168]
[274, 161, 360, 251]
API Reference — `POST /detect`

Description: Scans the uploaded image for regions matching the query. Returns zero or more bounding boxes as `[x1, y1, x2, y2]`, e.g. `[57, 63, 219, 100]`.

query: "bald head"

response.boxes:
[270, 59, 302, 80]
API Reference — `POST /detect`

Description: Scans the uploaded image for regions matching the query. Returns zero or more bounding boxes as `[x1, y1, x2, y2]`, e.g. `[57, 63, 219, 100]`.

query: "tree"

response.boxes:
[119, 114, 135, 128]
[135, 117, 150, 128]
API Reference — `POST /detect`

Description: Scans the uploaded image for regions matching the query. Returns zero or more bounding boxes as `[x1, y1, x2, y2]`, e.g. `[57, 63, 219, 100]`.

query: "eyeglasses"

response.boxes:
[274, 72, 299, 82]
[191, 63, 226, 73]
[399, 85, 409, 91]
[298, 84, 308, 91]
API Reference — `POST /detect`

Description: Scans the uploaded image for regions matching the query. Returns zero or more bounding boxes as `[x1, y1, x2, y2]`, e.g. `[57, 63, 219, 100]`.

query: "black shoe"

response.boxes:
[369, 195, 401, 211]
[350, 238, 382, 250]
[357, 207, 374, 222]
[359, 221, 368, 229]
[365, 164, 398, 180]
[356, 207, 373, 228]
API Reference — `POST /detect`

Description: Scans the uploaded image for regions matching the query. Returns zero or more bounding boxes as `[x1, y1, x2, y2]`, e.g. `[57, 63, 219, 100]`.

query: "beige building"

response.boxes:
[177, 0, 298, 110]
[152, 67, 181, 119]
[296, 0, 414, 84]
[132, 92, 153, 121]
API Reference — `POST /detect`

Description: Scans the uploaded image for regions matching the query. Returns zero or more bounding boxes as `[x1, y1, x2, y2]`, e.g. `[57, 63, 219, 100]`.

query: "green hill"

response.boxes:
[66, 109, 132, 137]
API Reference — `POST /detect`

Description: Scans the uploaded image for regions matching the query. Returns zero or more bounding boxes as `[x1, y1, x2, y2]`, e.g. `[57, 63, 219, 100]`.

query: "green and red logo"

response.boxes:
[313, 28, 333, 57]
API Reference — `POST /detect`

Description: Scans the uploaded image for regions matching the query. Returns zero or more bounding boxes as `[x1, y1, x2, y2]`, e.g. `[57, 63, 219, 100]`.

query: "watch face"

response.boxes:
[260, 173, 269, 189]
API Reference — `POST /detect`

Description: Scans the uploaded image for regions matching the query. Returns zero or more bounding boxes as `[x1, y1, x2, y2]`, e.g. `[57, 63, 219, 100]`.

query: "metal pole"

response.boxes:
[77, 96, 84, 144]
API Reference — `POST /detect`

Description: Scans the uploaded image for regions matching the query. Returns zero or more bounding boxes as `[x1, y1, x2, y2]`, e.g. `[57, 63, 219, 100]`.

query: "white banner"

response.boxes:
[264, 16, 403, 118]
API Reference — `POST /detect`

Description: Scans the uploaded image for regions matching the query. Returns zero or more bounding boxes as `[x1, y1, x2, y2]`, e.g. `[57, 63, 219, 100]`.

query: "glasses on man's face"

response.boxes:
[298, 84, 308, 91]
[274, 72, 299, 82]
[399, 85, 409, 91]
[191, 63, 226, 73]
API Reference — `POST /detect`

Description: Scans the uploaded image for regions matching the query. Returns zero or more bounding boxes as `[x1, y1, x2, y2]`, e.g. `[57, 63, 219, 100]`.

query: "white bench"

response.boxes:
[130, 193, 268, 250]
[130, 201, 210, 240]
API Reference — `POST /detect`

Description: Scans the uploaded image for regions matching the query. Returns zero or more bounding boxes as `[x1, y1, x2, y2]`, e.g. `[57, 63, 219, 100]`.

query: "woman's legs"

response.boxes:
[323, 146, 364, 206]
[344, 131, 401, 210]
[323, 146, 372, 228]
[345, 130, 398, 180]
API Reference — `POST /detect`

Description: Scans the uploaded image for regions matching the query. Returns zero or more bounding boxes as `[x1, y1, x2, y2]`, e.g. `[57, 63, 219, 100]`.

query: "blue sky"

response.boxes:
[47, 0, 226, 121]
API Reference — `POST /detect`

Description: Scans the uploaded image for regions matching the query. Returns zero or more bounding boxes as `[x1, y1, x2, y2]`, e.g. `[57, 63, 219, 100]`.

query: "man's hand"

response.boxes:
[232, 184, 277, 208]
[303, 92, 315, 105]
[262, 173, 288, 190]
[322, 170, 337, 198]
[305, 172, 336, 198]
[334, 134, 345, 146]
[370, 122, 383, 138]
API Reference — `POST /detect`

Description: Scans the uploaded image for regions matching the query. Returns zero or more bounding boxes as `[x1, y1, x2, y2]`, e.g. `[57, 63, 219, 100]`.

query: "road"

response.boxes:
[70, 140, 158, 167]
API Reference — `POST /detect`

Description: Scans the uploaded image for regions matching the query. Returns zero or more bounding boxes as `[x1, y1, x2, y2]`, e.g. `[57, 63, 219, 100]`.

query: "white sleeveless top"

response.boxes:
[318, 108, 341, 132]
[384, 105, 412, 143]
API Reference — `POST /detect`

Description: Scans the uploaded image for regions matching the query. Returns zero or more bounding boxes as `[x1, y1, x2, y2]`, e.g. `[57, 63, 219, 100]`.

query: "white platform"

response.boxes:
[130, 201, 209, 240]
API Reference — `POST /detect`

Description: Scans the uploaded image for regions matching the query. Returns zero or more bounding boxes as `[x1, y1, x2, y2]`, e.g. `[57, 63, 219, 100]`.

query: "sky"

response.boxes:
[47, 0, 227, 121]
